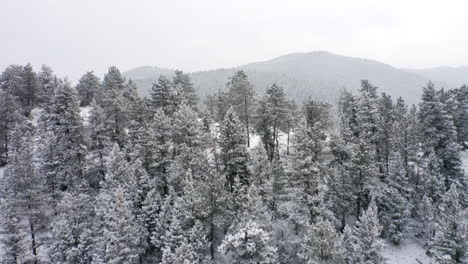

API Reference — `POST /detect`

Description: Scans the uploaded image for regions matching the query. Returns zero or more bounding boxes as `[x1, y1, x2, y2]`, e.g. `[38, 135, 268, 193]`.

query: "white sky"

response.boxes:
[1, 0, 468, 81]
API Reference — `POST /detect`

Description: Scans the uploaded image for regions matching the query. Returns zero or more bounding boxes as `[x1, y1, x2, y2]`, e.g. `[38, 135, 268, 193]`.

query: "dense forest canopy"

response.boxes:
[0, 64, 467, 264]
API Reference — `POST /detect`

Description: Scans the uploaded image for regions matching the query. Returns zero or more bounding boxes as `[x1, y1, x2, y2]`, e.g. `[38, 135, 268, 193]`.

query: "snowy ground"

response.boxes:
[383, 237, 432, 264]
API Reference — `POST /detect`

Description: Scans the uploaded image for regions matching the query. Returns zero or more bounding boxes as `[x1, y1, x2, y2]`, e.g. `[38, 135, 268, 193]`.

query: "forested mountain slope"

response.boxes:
[125, 51, 430, 104]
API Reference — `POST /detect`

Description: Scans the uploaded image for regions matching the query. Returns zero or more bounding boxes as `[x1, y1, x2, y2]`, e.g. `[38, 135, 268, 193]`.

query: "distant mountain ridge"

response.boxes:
[123, 51, 468, 105]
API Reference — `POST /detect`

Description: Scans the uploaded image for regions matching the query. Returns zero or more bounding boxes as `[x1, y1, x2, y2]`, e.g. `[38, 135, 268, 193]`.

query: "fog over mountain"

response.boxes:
[408, 66, 468, 89]
[125, 51, 462, 105]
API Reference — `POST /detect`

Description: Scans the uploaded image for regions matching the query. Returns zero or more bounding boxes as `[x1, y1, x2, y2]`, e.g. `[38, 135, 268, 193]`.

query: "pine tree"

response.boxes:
[103, 186, 147, 264]
[255, 83, 289, 161]
[219, 220, 278, 264]
[415, 195, 436, 243]
[431, 186, 467, 264]
[50, 189, 95, 264]
[40, 80, 87, 200]
[419, 82, 463, 190]
[219, 107, 250, 191]
[76, 71, 100, 106]
[291, 113, 331, 224]
[299, 217, 346, 264]
[328, 133, 355, 230]
[151, 75, 178, 116]
[346, 199, 385, 264]
[20, 63, 39, 113]
[353, 80, 381, 216]
[100, 66, 129, 147]
[451, 85, 468, 148]
[0, 123, 49, 263]
[226, 70, 256, 147]
[173, 70, 199, 110]
[0, 89, 21, 165]
[376, 93, 394, 178]
[86, 101, 109, 187]
[37, 64, 56, 106]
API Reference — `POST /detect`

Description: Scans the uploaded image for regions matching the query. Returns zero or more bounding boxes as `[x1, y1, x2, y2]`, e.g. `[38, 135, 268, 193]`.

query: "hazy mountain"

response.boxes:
[408, 66, 468, 89]
[124, 51, 430, 104]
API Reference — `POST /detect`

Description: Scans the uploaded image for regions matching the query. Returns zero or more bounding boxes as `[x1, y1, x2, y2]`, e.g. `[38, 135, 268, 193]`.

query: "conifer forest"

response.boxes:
[0, 64, 466, 264]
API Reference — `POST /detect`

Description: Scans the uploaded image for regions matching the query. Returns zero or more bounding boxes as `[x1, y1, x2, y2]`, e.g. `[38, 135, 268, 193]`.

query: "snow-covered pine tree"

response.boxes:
[353, 80, 381, 216]
[346, 198, 385, 264]
[291, 111, 332, 224]
[0, 89, 22, 165]
[76, 71, 100, 107]
[19, 63, 39, 113]
[299, 217, 346, 264]
[151, 75, 178, 116]
[328, 132, 355, 230]
[226, 70, 256, 147]
[102, 186, 147, 264]
[220, 107, 250, 192]
[376, 93, 394, 178]
[219, 220, 278, 264]
[50, 188, 95, 264]
[39, 80, 87, 208]
[415, 194, 436, 243]
[418, 82, 463, 190]
[451, 85, 468, 148]
[93, 146, 148, 263]
[254, 83, 289, 161]
[100, 66, 129, 147]
[0, 123, 49, 263]
[86, 100, 109, 187]
[173, 70, 199, 110]
[376, 152, 412, 245]
[430, 186, 467, 264]
[36, 64, 56, 107]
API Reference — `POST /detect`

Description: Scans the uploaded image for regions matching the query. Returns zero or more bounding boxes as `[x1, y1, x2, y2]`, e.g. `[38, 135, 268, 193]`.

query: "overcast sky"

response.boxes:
[2, 0, 468, 81]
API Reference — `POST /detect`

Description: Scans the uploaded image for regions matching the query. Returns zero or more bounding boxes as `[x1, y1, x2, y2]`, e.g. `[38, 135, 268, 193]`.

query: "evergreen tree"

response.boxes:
[100, 66, 129, 147]
[376, 93, 394, 178]
[451, 85, 468, 148]
[40, 80, 87, 200]
[299, 217, 346, 264]
[255, 83, 289, 161]
[0, 123, 49, 263]
[151, 75, 178, 116]
[345, 199, 385, 264]
[0, 89, 21, 165]
[353, 80, 380, 216]
[219, 107, 250, 191]
[226, 70, 256, 147]
[219, 220, 278, 264]
[173, 70, 199, 110]
[37, 64, 56, 106]
[430, 186, 467, 264]
[50, 189, 95, 264]
[20, 63, 39, 113]
[76, 71, 100, 106]
[419, 82, 463, 190]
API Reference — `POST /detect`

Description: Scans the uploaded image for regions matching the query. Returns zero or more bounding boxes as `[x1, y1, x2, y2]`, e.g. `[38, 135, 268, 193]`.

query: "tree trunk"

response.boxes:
[29, 218, 38, 264]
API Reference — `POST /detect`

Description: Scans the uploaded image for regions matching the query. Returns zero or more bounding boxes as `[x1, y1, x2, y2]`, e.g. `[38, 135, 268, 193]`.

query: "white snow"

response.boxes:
[461, 150, 468, 174]
[30, 108, 43, 126]
[80, 106, 92, 125]
[383, 237, 433, 264]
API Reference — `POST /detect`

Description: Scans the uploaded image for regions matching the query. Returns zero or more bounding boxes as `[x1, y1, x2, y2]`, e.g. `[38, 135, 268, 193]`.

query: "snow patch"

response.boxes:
[382, 237, 432, 264]
[461, 150, 468, 175]
[30, 108, 43, 126]
[80, 106, 92, 125]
